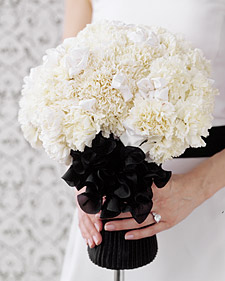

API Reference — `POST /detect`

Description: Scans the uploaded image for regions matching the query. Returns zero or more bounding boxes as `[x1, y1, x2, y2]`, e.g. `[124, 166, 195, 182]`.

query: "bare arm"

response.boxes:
[63, 0, 92, 39]
[188, 148, 225, 202]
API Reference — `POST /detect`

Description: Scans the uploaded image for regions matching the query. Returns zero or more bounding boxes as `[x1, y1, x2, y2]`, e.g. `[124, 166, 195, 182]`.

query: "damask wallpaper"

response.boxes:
[0, 1, 76, 281]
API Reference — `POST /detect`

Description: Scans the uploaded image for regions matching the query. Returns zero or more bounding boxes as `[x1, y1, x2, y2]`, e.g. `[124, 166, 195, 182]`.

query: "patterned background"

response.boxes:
[0, 1, 76, 281]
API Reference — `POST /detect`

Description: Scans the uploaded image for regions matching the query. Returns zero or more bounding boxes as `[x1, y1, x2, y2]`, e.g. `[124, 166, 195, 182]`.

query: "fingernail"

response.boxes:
[95, 213, 100, 219]
[94, 223, 100, 232]
[93, 235, 99, 245]
[88, 239, 93, 248]
[105, 224, 115, 231]
[125, 234, 134, 240]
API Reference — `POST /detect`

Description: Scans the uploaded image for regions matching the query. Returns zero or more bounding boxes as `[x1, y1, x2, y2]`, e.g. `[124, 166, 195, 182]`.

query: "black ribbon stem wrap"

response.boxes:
[62, 132, 171, 224]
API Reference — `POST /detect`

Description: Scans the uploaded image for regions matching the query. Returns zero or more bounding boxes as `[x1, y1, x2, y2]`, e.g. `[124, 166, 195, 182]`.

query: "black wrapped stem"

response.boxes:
[88, 219, 158, 270]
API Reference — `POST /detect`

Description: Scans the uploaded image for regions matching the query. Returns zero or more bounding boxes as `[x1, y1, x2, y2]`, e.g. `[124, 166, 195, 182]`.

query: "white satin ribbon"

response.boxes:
[112, 73, 133, 102]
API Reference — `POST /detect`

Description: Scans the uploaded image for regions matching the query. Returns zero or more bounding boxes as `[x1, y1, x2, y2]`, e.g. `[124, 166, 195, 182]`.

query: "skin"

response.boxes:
[76, 187, 103, 247]
[64, 0, 225, 248]
[63, 0, 92, 40]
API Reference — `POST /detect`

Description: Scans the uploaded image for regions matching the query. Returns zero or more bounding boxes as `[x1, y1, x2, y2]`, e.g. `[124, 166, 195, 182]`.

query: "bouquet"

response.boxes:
[18, 20, 217, 269]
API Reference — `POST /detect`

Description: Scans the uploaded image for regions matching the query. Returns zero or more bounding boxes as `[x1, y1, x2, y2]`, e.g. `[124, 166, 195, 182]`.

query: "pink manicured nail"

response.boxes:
[93, 235, 99, 245]
[88, 239, 93, 248]
[105, 224, 115, 231]
[125, 234, 134, 240]
[94, 223, 100, 232]
[95, 213, 100, 219]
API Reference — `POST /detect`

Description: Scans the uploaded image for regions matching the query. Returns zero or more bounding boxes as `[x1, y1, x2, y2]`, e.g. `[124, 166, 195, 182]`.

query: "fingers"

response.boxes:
[80, 208, 166, 244]
[78, 210, 103, 248]
[93, 214, 103, 232]
[124, 222, 167, 240]
[104, 212, 155, 231]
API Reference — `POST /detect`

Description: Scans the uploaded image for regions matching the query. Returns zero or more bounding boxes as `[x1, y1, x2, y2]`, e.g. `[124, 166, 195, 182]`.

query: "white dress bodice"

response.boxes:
[92, 0, 225, 126]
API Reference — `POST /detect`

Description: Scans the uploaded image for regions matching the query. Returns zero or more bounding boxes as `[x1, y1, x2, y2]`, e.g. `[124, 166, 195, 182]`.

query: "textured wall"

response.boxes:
[0, 1, 75, 281]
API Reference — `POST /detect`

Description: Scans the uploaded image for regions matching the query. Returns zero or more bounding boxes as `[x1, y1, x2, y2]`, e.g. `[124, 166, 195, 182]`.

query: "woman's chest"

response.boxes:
[92, 0, 225, 59]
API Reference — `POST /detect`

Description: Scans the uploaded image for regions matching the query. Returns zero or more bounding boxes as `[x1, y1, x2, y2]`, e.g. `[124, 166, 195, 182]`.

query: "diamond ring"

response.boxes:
[152, 212, 161, 223]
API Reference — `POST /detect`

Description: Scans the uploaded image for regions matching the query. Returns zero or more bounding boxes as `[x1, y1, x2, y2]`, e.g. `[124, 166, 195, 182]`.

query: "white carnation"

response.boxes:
[18, 20, 218, 164]
[64, 47, 89, 77]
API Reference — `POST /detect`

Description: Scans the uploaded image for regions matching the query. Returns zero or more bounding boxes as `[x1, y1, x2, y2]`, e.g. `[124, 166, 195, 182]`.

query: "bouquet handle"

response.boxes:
[114, 270, 124, 281]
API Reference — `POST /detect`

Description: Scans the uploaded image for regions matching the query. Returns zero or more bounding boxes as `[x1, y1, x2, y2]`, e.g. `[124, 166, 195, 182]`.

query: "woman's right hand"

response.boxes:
[76, 189, 103, 248]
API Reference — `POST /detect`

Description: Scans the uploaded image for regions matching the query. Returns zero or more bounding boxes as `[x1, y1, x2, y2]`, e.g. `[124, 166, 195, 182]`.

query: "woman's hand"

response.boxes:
[104, 173, 206, 240]
[78, 149, 225, 242]
[76, 188, 103, 248]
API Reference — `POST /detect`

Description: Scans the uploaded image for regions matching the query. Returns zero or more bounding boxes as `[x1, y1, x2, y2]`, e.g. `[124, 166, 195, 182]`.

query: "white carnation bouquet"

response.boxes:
[19, 20, 217, 166]
[18, 20, 218, 270]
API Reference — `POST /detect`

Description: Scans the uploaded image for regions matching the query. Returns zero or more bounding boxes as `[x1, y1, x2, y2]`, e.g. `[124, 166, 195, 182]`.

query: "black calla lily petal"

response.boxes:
[92, 132, 117, 155]
[81, 148, 97, 166]
[154, 170, 172, 188]
[97, 169, 116, 188]
[114, 184, 131, 199]
[121, 170, 138, 185]
[100, 208, 121, 219]
[135, 192, 152, 203]
[62, 166, 86, 190]
[85, 182, 98, 194]
[121, 204, 133, 214]
[123, 146, 145, 166]
[143, 174, 154, 186]
[70, 150, 81, 159]
[85, 173, 104, 192]
[77, 192, 102, 214]
[61, 166, 76, 187]
[106, 196, 121, 213]
[72, 158, 86, 175]
[131, 200, 153, 224]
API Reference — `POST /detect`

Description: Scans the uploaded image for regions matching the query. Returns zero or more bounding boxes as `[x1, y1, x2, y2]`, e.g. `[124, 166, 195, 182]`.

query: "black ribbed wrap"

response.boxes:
[88, 220, 158, 270]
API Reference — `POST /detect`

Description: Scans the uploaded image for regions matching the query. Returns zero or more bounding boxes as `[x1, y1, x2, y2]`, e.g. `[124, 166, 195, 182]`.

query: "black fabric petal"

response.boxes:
[61, 166, 76, 187]
[61, 166, 87, 190]
[85, 173, 104, 192]
[106, 196, 121, 213]
[97, 169, 116, 189]
[121, 204, 133, 214]
[131, 200, 153, 224]
[120, 170, 138, 185]
[114, 184, 131, 199]
[146, 163, 172, 188]
[100, 208, 121, 219]
[81, 148, 97, 167]
[77, 193, 102, 214]
[123, 146, 145, 166]
[135, 191, 152, 203]
[92, 132, 117, 155]
[154, 170, 172, 188]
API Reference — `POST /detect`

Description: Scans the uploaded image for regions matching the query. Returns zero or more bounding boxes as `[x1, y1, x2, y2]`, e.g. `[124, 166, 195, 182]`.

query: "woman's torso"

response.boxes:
[60, 3, 225, 280]
[91, 0, 225, 126]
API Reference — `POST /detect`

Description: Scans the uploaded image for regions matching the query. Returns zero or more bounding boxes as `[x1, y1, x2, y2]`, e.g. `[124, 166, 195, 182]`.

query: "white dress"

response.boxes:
[60, 1, 225, 280]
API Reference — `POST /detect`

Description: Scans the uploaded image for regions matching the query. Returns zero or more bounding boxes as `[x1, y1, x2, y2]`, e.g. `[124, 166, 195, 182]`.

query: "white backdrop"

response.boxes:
[0, 1, 75, 281]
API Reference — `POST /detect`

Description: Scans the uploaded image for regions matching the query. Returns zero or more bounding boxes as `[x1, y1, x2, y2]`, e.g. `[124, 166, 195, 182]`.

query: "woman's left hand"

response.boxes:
[103, 173, 206, 240]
